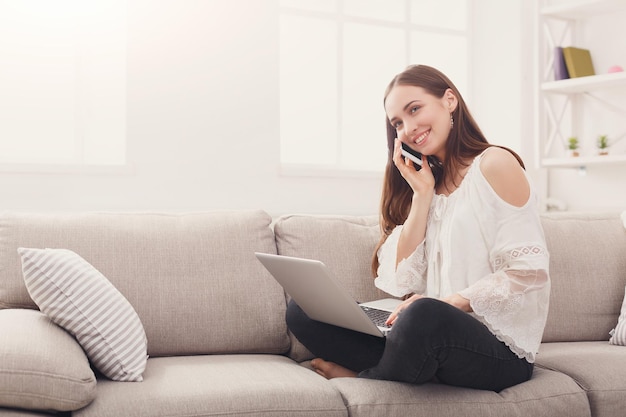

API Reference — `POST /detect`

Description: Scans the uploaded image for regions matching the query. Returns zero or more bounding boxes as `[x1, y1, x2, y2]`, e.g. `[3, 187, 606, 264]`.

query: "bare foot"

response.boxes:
[310, 359, 358, 379]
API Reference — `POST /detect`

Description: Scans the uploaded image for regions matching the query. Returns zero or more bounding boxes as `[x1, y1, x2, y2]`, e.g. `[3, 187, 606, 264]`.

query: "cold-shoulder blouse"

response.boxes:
[374, 150, 551, 362]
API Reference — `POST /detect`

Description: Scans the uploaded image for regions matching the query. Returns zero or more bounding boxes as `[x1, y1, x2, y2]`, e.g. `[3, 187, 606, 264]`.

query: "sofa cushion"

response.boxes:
[19, 248, 148, 382]
[0, 409, 57, 416]
[540, 212, 626, 342]
[273, 214, 389, 361]
[329, 367, 589, 417]
[609, 286, 626, 345]
[0, 309, 96, 412]
[537, 342, 626, 417]
[72, 355, 348, 417]
[0, 211, 288, 357]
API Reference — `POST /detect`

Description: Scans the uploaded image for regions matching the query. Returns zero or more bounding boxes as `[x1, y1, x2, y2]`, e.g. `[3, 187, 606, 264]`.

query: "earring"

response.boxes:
[450, 114, 454, 128]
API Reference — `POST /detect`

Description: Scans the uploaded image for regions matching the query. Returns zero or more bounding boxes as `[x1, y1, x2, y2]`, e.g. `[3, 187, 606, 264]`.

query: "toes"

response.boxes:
[310, 359, 324, 375]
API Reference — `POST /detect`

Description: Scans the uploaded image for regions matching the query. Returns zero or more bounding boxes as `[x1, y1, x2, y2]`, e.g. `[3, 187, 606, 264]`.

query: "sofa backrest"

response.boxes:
[2, 210, 623, 360]
[540, 212, 626, 342]
[274, 214, 387, 304]
[0, 210, 290, 357]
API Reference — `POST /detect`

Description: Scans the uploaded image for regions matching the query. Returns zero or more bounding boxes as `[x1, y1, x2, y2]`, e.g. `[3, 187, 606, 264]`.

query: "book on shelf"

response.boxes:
[562, 47, 595, 78]
[554, 47, 570, 80]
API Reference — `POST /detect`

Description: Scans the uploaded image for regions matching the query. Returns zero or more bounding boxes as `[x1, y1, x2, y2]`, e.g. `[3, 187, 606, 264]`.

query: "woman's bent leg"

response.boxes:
[286, 300, 385, 372]
[359, 298, 533, 392]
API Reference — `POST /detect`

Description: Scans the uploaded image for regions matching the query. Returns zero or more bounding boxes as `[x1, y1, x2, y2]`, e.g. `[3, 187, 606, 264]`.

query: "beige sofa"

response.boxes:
[0, 210, 625, 417]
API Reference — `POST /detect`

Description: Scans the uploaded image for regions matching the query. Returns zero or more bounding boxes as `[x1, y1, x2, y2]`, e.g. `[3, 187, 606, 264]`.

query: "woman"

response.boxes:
[286, 65, 550, 392]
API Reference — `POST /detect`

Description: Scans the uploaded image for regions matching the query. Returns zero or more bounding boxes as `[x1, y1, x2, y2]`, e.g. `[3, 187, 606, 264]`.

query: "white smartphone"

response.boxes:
[401, 142, 424, 170]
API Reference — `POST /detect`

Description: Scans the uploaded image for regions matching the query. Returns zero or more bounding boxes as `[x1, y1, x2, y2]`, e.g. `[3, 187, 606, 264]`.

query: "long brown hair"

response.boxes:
[371, 65, 524, 276]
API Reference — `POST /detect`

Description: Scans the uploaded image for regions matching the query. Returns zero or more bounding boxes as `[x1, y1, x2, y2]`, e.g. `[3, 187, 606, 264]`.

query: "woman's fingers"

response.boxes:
[386, 294, 424, 326]
[421, 153, 433, 174]
[392, 139, 436, 195]
[392, 139, 408, 170]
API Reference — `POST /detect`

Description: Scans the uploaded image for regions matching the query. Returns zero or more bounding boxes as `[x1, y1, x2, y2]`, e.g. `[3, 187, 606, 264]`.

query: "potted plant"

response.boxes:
[567, 137, 580, 157]
[597, 134, 609, 155]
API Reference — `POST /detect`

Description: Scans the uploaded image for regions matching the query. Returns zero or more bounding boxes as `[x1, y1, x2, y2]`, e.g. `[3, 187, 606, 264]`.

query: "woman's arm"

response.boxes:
[455, 147, 550, 361]
[480, 147, 530, 208]
[391, 139, 435, 266]
[373, 139, 435, 297]
[396, 192, 432, 266]
[374, 224, 428, 297]
[440, 148, 530, 311]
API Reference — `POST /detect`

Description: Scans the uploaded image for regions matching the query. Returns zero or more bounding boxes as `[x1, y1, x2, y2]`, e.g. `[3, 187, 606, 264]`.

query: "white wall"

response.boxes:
[6, 0, 616, 216]
[0, 0, 385, 216]
[471, 0, 524, 154]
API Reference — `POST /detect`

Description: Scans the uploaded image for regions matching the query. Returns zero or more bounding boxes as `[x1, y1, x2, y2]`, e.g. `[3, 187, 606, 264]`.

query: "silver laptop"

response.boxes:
[255, 252, 401, 337]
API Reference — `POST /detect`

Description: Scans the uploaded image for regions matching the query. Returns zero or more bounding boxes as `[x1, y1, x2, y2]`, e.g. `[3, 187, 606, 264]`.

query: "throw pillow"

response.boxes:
[0, 309, 96, 411]
[610, 285, 626, 346]
[18, 247, 148, 381]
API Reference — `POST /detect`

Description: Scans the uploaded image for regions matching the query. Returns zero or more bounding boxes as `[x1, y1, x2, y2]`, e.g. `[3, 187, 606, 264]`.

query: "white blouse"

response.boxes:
[374, 150, 551, 362]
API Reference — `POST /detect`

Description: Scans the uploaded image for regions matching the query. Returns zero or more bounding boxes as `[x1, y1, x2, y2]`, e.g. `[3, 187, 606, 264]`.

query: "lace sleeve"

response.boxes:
[373, 225, 428, 297]
[458, 245, 551, 362]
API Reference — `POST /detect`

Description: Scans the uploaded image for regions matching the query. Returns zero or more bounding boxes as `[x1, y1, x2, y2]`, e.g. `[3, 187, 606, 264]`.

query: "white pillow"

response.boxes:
[610, 285, 626, 346]
[18, 247, 148, 381]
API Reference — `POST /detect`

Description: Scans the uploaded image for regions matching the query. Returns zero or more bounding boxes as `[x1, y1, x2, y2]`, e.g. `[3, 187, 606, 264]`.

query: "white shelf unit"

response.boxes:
[542, 154, 626, 168]
[541, 0, 625, 19]
[535, 0, 626, 169]
[541, 71, 626, 94]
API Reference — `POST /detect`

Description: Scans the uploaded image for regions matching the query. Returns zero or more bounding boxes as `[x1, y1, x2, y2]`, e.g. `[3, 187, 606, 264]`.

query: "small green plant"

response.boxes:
[567, 137, 580, 156]
[597, 135, 609, 152]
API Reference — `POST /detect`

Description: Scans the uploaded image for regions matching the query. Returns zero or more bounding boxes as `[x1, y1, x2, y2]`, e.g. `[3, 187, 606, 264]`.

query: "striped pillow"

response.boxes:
[610, 286, 626, 346]
[18, 248, 148, 382]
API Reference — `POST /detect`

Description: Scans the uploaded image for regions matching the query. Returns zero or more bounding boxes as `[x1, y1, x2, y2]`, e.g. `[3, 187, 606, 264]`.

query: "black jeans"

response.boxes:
[286, 297, 533, 392]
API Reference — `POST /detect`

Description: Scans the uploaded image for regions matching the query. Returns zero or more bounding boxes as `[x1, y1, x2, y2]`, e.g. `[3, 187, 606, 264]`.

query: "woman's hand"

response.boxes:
[386, 293, 472, 326]
[392, 139, 436, 197]
[386, 293, 424, 326]
[441, 293, 472, 312]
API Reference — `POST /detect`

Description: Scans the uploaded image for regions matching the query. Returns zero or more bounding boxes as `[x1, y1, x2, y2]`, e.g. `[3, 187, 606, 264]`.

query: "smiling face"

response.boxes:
[385, 84, 457, 161]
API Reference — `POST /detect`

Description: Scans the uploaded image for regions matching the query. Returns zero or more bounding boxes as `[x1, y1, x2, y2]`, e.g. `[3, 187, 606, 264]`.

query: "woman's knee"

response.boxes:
[403, 298, 456, 323]
[396, 298, 462, 337]
[285, 299, 307, 331]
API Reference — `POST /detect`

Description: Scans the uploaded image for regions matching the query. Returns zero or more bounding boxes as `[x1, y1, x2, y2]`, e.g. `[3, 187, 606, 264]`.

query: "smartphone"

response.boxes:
[400, 142, 424, 170]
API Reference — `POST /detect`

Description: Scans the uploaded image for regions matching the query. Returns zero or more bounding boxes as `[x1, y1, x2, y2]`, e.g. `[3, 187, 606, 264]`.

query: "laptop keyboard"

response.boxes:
[361, 306, 391, 328]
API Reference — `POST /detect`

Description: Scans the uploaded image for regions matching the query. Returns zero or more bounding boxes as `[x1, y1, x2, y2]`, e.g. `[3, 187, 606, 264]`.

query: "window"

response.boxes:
[0, 0, 127, 170]
[279, 0, 469, 174]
